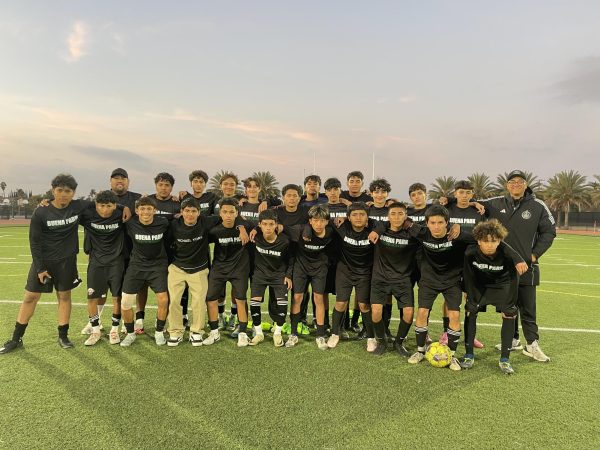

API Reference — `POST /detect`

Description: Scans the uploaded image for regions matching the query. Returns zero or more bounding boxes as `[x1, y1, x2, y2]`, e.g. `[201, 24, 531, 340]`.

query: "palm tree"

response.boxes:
[543, 170, 589, 228]
[493, 171, 544, 196]
[0, 181, 6, 199]
[429, 176, 456, 200]
[467, 172, 495, 199]
[251, 171, 280, 199]
[589, 175, 600, 209]
[89, 189, 97, 200]
[208, 170, 243, 197]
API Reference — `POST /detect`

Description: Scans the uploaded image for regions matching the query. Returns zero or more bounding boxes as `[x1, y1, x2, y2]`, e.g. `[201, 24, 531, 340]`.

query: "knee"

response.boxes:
[359, 304, 370, 313]
[121, 293, 136, 311]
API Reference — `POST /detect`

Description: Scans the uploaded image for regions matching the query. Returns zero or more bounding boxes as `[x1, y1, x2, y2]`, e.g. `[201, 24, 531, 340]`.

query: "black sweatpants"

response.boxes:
[514, 285, 539, 344]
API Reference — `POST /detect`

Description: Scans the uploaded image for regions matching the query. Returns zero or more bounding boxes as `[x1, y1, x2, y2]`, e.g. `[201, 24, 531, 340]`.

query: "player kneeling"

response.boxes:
[460, 220, 527, 374]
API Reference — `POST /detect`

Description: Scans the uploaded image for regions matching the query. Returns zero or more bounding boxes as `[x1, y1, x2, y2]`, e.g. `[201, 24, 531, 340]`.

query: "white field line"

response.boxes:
[537, 289, 600, 299]
[0, 300, 598, 334]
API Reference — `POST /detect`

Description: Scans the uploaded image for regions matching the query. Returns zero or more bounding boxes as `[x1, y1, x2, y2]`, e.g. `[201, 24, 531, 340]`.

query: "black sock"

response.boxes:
[464, 313, 477, 355]
[351, 308, 360, 326]
[156, 319, 166, 332]
[12, 322, 28, 342]
[218, 303, 225, 315]
[125, 322, 134, 334]
[112, 314, 121, 327]
[89, 314, 100, 327]
[231, 304, 238, 316]
[396, 319, 411, 342]
[373, 319, 386, 341]
[239, 321, 248, 333]
[443, 316, 450, 333]
[180, 289, 189, 315]
[415, 326, 428, 352]
[344, 308, 351, 328]
[290, 312, 300, 336]
[383, 303, 392, 330]
[135, 311, 145, 321]
[332, 309, 344, 335]
[513, 311, 520, 340]
[250, 301, 262, 327]
[316, 324, 325, 337]
[209, 320, 218, 331]
[275, 297, 287, 326]
[501, 317, 515, 360]
[57, 324, 69, 339]
[361, 310, 374, 338]
[447, 328, 461, 353]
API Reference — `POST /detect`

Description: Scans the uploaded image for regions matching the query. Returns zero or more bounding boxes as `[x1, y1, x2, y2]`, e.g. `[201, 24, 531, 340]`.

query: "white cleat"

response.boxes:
[408, 351, 425, 364]
[327, 334, 340, 349]
[249, 332, 264, 346]
[495, 338, 523, 352]
[154, 331, 166, 346]
[109, 329, 121, 345]
[84, 332, 102, 346]
[285, 335, 299, 348]
[273, 332, 283, 347]
[120, 333, 136, 347]
[449, 357, 462, 371]
[202, 330, 221, 346]
[522, 340, 550, 362]
[237, 332, 249, 347]
[316, 337, 328, 350]
[366, 338, 377, 352]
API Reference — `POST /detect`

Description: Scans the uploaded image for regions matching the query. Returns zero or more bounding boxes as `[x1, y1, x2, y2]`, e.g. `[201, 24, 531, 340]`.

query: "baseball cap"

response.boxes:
[111, 168, 129, 179]
[507, 170, 526, 181]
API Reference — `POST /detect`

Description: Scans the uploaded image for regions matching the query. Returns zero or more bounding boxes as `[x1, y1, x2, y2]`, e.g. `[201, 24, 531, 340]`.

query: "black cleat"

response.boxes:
[0, 339, 23, 354]
[394, 340, 411, 357]
[372, 341, 387, 356]
[355, 328, 367, 340]
[58, 336, 75, 349]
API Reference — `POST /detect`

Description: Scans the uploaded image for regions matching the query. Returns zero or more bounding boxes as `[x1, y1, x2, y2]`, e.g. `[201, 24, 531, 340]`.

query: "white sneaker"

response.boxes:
[203, 330, 221, 346]
[249, 331, 264, 346]
[81, 322, 104, 335]
[237, 332, 249, 347]
[154, 331, 166, 346]
[327, 334, 340, 349]
[408, 351, 425, 364]
[449, 357, 462, 371]
[366, 338, 377, 352]
[189, 333, 204, 347]
[167, 335, 183, 347]
[273, 332, 283, 347]
[285, 335, 299, 348]
[316, 337, 328, 350]
[523, 340, 550, 362]
[84, 331, 102, 346]
[109, 329, 120, 345]
[120, 333, 136, 347]
[494, 338, 523, 351]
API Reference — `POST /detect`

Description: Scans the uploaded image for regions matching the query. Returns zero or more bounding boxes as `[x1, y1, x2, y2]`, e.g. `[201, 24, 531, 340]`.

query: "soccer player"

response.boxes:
[460, 219, 527, 374]
[179, 170, 219, 216]
[239, 177, 261, 225]
[406, 182, 429, 224]
[203, 198, 252, 347]
[405, 205, 472, 371]
[367, 178, 391, 223]
[480, 170, 556, 361]
[301, 175, 328, 206]
[323, 178, 348, 220]
[79, 190, 127, 346]
[340, 171, 372, 203]
[1, 174, 89, 353]
[248, 209, 293, 347]
[119, 196, 170, 347]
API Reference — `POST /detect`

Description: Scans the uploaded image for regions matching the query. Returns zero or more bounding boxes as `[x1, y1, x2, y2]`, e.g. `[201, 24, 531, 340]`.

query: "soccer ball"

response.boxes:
[425, 342, 453, 368]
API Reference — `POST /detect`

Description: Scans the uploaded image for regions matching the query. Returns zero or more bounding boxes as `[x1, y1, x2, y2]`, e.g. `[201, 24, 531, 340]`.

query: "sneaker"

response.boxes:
[237, 332, 249, 347]
[218, 313, 226, 330]
[494, 338, 523, 352]
[0, 339, 23, 354]
[499, 360, 515, 375]
[226, 315, 237, 331]
[231, 325, 240, 338]
[473, 338, 484, 349]
[58, 336, 74, 349]
[154, 331, 166, 346]
[273, 332, 284, 347]
[394, 340, 411, 357]
[281, 323, 291, 335]
[120, 333, 136, 347]
[460, 356, 475, 370]
[285, 335, 299, 348]
[408, 351, 425, 364]
[134, 319, 144, 335]
[249, 332, 264, 346]
[167, 335, 183, 347]
[372, 341, 387, 356]
[189, 333, 204, 347]
[366, 338, 377, 352]
[203, 330, 221, 346]
[449, 357, 462, 371]
[327, 334, 340, 349]
[81, 322, 104, 335]
[109, 330, 120, 345]
[299, 323, 310, 335]
[316, 336, 328, 350]
[439, 332, 448, 346]
[84, 332, 102, 346]
[523, 340, 550, 362]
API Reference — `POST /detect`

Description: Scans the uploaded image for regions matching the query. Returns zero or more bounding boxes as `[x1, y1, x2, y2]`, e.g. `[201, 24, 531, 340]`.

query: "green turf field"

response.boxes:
[0, 226, 599, 449]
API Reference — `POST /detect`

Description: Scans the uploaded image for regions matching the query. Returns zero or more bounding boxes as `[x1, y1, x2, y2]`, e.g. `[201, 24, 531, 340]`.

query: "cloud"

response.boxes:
[64, 21, 89, 62]
[554, 57, 600, 104]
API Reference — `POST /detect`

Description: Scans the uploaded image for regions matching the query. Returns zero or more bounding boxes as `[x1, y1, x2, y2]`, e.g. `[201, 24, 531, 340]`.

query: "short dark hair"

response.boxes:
[308, 204, 330, 220]
[408, 182, 427, 195]
[304, 174, 321, 186]
[135, 196, 157, 209]
[282, 184, 302, 196]
[154, 172, 175, 186]
[244, 177, 261, 188]
[220, 172, 239, 186]
[324, 177, 342, 190]
[259, 209, 278, 223]
[219, 197, 239, 209]
[189, 170, 208, 183]
[387, 201, 407, 211]
[95, 190, 117, 205]
[180, 197, 200, 211]
[369, 178, 391, 193]
[347, 202, 368, 215]
[425, 205, 449, 223]
[347, 171, 364, 181]
[51, 174, 78, 190]
[454, 180, 474, 190]
[473, 219, 508, 241]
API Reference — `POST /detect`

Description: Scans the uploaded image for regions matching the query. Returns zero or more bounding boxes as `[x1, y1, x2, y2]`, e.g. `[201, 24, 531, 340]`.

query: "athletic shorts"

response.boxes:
[87, 260, 124, 299]
[466, 284, 517, 317]
[417, 282, 462, 311]
[207, 271, 248, 301]
[292, 268, 327, 295]
[25, 254, 82, 293]
[324, 261, 337, 295]
[371, 278, 414, 308]
[335, 263, 370, 303]
[122, 265, 168, 294]
[251, 278, 288, 301]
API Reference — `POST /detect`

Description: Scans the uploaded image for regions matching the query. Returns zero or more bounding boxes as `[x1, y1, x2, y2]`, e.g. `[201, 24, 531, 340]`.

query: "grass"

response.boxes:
[0, 226, 599, 449]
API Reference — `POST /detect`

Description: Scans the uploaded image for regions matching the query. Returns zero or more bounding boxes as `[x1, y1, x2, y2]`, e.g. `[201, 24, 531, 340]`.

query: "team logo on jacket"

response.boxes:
[521, 210, 531, 220]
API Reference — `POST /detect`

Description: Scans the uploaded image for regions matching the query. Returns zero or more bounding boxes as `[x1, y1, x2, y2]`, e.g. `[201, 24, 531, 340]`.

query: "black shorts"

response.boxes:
[122, 265, 168, 294]
[251, 278, 288, 301]
[25, 255, 82, 293]
[371, 278, 414, 308]
[324, 261, 337, 295]
[466, 285, 518, 317]
[207, 271, 248, 301]
[335, 264, 371, 303]
[293, 268, 327, 295]
[87, 260, 124, 299]
[417, 282, 462, 311]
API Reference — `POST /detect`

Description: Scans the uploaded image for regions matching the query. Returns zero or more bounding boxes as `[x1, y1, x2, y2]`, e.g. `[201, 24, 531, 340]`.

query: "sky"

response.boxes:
[1, 1, 599, 200]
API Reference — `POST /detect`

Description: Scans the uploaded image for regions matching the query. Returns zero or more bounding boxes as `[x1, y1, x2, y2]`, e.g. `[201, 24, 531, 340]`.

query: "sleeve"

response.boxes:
[165, 222, 176, 260]
[29, 212, 46, 274]
[531, 202, 557, 260]
[407, 223, 428, 241]
[500, 241, 525, 266]
[457, 228, 476, 244]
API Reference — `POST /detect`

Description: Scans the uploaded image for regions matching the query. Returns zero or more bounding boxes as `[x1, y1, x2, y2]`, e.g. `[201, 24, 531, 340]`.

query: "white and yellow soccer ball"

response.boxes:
[425, 342, 453, 368]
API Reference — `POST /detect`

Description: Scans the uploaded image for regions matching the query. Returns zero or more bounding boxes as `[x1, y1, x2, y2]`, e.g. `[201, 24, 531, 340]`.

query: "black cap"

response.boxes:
[507, 170, 526, 181]
[111, 168, 128, 179]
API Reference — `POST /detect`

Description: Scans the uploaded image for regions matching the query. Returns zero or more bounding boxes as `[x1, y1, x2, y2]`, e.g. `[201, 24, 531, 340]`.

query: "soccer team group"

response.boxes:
[0, 167, 557, 374]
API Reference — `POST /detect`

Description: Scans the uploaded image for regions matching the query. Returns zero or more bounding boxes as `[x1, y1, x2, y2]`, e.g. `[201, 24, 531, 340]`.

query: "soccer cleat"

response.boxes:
[81, 322, 104, 335]
[340, 330, 350, 340]
[385, 328, 395, 344]
[439, 332, 448, 346]
[218, 313, 226, 330]
[202, 330, 221, 346]
[281, 323, 291, 335]
[84, 332, 102, 346]
[449, 357, 462, 371]
[109, 330, 120, 345]
[299, 323, 310, 335]
[522, 340, 550, 362]
[351, 324, 362, 333]
[327, 334, 340, 349]
[167, 336, 183, 347]
[58, 336, 74, 349]
[0, 339, 23, 354]
[249, 332, 264, 346]
[460, 356, 475, 370]
[473, 338, 484, 349]
[154, 331, 166, 346]
[120, 333, 136, 347]
[134, 319, 144, 335]
[499, 360, 515, 375]
[366, 338, 377, 352]
[231, 325, 240, 339]
[285, 335, 299, 348]
[189, 333, 204, 347]
[226, 315, 237, 331]
[494, 338, 523, 352]
[273, 332, 284, 347]
[356, 328, 367, 340]
[394, 340, 411, 357]
[372, 341, 387, 356]
[408, 351, 425, 364]
[237, 332, 249, 347]
[316, 337, 328, 350]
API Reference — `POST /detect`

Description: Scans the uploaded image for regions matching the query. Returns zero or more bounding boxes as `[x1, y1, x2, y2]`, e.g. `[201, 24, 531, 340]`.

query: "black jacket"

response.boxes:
[481, 188, 556, 286]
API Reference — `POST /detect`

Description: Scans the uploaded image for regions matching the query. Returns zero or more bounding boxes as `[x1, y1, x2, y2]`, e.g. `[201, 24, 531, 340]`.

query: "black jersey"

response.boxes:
[125, 216, 170, 269]
[447, 204, 483, 232]
[208, 222, 252, 276]
[115, 191, 141, 214]
[252, 233, 293, 281]
[331, 221, 375, 276]
[340, 190, 372, 203]
[239, 202, 260, 225]
[285, 225, 335, 275]
[463, 243, 523, 289]
[327, 202, 347, 219]
[406, 205, 429, 224]
[149, 194, 180, 221]
[29, 200, 92, 273]
[300, 193, 328, 207]
[368, 205, 389, 223]
[79, 206, 125, 266]
[274, 205, 309, 227]
[167, 215, 221, 273]
[372, 225, 418, 282]
[181, 191, 218, 216]
[213, 195, 241, 216]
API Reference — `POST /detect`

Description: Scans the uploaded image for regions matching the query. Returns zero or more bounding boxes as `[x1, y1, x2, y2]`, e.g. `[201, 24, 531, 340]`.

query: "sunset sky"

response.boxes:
[1, 1, 599, 200]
